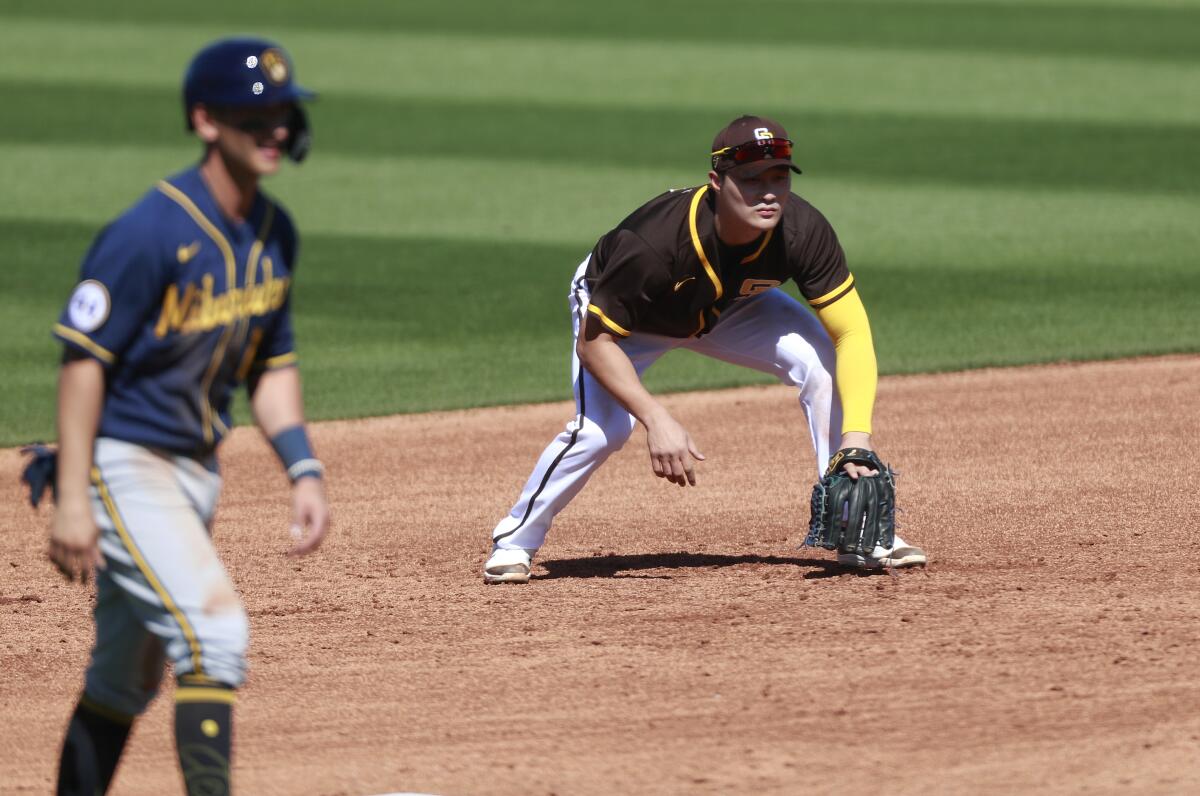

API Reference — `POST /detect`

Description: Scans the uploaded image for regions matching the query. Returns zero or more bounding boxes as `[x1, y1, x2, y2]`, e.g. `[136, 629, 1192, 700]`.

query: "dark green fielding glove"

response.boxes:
[805, 448, 896, 555]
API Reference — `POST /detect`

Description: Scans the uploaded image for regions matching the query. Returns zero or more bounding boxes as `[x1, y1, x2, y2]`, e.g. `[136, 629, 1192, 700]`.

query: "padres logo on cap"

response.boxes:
[259, 49, 289, 85]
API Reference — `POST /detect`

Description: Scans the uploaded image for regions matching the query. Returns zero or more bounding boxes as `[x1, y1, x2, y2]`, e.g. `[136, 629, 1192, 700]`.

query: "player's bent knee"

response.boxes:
[800, 365, 833, 395]
[577, 417, 633, 456]
[795, 365, 834, 409]
[773, 336, 830, 387]
[175, 605, 250, 689]
[211, 605, 250, 687]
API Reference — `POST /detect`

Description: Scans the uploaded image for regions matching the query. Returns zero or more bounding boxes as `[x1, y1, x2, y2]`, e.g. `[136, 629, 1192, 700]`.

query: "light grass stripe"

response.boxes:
[0, 19, 1195, 127]
[2, 142, 1196, 269]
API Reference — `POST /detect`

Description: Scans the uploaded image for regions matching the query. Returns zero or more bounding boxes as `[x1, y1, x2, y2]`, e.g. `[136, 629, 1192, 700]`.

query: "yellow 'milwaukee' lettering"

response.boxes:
[154, 283, 199, 338]
[154, 268, 291, 338]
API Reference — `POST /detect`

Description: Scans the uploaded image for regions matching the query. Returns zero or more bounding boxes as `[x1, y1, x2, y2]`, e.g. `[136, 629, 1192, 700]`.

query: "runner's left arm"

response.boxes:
[251, 367, 330, 555]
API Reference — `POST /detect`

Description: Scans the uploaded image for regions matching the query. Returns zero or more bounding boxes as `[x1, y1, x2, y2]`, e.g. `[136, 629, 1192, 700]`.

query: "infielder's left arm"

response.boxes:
[814, 286, 879, 479]
[250, 366, 330, 554]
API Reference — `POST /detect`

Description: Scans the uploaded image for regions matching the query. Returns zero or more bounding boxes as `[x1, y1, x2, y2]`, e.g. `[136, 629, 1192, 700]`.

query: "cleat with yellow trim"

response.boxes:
[483, 547, 536, 584]
[837, 534, 927, 570]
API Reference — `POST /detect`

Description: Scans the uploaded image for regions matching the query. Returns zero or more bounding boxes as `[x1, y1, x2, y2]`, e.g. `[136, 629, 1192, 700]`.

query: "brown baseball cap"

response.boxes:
[710, 115, 802, 176]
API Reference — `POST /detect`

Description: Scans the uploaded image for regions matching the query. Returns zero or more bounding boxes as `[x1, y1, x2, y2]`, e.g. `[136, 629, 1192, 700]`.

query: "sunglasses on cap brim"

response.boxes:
[711, 138, 794, 170]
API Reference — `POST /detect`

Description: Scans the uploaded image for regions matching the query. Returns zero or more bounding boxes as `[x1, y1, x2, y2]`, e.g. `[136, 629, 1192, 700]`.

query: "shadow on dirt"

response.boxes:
[536, 552, 886, 580]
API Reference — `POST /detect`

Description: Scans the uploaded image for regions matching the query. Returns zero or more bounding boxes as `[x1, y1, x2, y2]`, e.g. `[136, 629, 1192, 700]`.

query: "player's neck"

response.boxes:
[199, 152, 259, 223]
[714, 212, 764, 247]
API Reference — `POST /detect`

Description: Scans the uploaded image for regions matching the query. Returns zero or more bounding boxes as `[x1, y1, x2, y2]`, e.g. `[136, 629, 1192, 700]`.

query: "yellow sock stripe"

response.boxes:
[179, 673, 221, 686]
[175, 687, 237, 705]
[80, 694, 135, 726]
[91, 466, 206, 677]
[688, 186, 722, 300]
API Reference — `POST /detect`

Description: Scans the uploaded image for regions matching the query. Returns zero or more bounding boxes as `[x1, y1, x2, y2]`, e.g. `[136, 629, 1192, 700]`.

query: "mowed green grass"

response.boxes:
[1, 0, 1198, 445]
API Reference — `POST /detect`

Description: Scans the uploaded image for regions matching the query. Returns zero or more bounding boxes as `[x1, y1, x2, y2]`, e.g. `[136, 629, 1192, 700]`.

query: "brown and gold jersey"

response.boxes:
[583, 185, 852, 338]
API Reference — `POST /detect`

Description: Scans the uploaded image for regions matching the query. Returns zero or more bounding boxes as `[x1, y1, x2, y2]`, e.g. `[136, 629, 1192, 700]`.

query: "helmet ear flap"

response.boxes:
[286, 105, 311, 163]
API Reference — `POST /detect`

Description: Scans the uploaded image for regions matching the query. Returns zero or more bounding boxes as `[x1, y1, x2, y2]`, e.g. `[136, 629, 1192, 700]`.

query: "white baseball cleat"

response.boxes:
[483, 546, 537, 584]
[837, 535, 927, 570]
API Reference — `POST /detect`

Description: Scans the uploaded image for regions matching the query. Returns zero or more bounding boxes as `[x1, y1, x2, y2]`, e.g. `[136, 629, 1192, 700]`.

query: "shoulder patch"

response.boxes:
[67, 280, 111, 332]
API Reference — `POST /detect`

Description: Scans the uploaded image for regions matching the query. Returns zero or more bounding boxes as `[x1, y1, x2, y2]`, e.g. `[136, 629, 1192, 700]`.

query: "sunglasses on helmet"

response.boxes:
[214, 107, 294, 134]
[711, 138, 793, 170]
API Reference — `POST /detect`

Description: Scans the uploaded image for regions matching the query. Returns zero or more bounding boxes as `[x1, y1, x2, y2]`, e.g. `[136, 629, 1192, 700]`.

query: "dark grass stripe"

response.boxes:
[858, 263, 1200, 374]
[0, 219, 585, 444]
[2, 82, 1197, 197]
[6, 0, 1200, 63]
[4, 218, 1198, 445]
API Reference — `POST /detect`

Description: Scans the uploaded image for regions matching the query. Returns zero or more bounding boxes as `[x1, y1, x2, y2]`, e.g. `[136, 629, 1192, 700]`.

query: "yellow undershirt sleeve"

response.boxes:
[813, 286, 877, 435]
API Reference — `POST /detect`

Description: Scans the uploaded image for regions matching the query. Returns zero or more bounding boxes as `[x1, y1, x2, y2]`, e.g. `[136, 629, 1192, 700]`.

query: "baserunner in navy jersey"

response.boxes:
[37, 37, 328, 796]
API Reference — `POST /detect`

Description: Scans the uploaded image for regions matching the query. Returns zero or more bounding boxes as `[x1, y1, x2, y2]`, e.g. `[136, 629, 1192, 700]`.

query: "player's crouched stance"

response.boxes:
[485, 115, 925, 584]
[23, 38, 328, 795]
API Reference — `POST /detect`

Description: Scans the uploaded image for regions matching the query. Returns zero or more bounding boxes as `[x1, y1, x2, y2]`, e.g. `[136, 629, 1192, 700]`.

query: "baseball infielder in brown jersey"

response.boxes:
[485, 115, 926, 583]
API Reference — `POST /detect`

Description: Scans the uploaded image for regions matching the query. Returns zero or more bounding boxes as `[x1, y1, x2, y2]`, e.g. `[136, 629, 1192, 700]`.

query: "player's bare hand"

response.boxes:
[842, 461, 879, 480]
[48, 497, 103, 583]
[288, 476, 329, 556]
[645, 411, 705, 487]
[838, 431, 878, 480]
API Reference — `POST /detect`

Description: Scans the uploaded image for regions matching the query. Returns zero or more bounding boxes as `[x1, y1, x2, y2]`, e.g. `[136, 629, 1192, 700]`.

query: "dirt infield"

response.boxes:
[3, 356, 1199, 795]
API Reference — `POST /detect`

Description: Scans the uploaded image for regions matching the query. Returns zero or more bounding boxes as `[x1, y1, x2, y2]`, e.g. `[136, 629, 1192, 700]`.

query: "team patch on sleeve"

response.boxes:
[67, 280, 111, 332]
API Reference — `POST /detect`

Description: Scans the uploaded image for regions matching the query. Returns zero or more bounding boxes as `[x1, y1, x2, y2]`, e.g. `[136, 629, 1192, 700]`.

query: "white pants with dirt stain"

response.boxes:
[491, 257, 842, 553]
[84, 437, 248, 716]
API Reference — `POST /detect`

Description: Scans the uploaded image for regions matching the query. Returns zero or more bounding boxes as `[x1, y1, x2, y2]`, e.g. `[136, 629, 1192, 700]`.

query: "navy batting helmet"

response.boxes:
[183, 37, 315, 162]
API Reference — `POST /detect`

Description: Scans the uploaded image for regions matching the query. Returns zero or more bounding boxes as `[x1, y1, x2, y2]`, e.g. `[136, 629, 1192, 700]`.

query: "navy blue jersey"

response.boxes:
[55, 166, 299, 457]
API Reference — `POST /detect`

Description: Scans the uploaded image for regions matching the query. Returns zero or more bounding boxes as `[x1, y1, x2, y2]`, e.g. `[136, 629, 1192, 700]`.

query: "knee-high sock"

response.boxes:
[56, 695, 134, 796]
[175, 678, 236, 796]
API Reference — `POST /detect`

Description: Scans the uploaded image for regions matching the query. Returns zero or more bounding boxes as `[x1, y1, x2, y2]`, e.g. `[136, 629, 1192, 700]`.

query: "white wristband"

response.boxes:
[287, 458, 325, 482]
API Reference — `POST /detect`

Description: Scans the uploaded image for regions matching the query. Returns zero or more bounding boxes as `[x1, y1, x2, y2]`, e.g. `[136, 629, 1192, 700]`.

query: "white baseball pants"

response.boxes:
[85, 437, 249, 716]
[492, 257, 842, 552]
